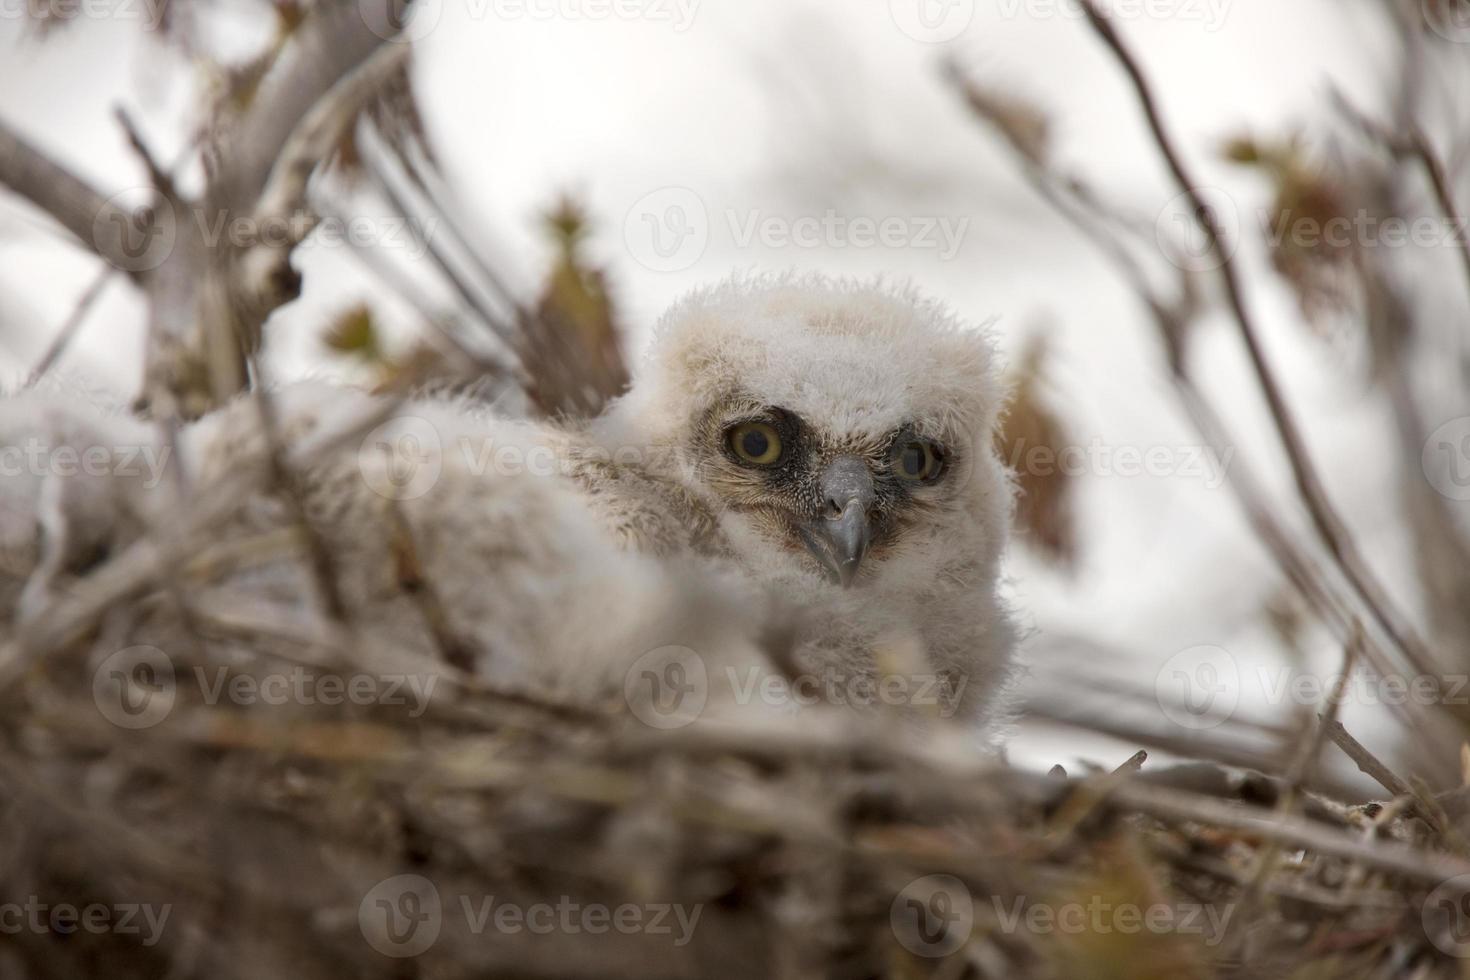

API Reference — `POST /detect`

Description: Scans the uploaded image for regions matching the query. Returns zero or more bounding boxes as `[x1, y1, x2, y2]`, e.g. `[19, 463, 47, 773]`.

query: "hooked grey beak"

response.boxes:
[798, 455, 874, 588]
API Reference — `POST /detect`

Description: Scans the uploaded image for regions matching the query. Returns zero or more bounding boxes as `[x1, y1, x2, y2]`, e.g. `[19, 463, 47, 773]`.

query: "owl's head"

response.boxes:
[612, 274, 1011, 591]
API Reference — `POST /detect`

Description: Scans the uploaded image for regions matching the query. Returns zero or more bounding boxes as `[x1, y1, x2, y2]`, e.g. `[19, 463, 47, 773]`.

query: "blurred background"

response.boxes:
[2, 0, 1469, 786]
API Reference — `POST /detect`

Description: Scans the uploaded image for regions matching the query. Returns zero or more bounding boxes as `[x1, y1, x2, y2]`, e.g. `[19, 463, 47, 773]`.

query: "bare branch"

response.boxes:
[1078, 0, 1446, 700]
[0, 118, 140, 273]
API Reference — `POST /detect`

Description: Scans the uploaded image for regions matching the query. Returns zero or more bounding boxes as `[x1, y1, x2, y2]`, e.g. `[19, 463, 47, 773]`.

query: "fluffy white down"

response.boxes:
[1, 274, 1018, 738]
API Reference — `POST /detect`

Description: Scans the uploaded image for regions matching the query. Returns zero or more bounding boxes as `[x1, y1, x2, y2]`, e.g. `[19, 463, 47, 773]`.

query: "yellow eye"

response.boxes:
[894, 440, 944, 481]
[728, 422, 784, 466]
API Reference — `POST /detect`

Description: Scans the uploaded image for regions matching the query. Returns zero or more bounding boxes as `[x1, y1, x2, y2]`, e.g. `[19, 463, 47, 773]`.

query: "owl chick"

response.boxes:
[2, 274, 1017, 731]
[594, 275, 1018, 723]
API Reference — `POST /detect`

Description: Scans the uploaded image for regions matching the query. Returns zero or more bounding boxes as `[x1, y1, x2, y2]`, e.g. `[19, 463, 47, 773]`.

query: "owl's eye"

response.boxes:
[894, 440, 944, 482]
[728, 421, 784, 466]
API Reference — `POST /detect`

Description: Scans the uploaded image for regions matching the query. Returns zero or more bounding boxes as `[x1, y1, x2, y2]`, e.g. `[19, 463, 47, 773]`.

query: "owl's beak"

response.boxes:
[799, 456, 874, 588]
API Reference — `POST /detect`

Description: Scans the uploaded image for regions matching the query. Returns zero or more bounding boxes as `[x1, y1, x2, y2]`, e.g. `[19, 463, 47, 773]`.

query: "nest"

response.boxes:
[2, 628, 1468, 980]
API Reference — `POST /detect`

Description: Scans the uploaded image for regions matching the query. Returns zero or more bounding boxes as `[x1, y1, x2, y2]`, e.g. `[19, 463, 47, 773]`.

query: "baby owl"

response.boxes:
[1, 274, 1017, 732]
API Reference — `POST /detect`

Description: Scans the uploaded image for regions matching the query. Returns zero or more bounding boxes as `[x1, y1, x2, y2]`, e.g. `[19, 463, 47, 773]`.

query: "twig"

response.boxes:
[945, 68, 1420, 732]
[0, 393, 404, 685]
[0, 117, 139, 274]
[1329, 87, 1470, 320]
[23, 264, 113, 386]
[244, 372, 352, 629]
[1319, 715, 1416, 801]
[1316, 715, 1458, 848]
[1078, 0, 1446, 705]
